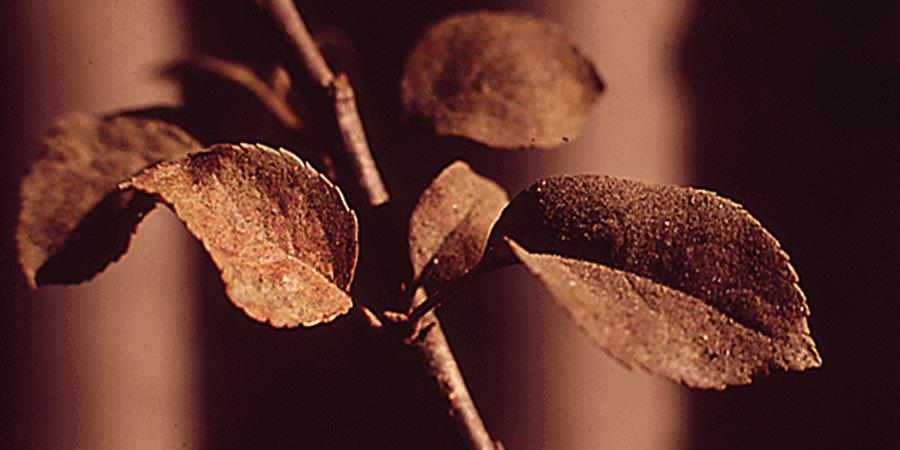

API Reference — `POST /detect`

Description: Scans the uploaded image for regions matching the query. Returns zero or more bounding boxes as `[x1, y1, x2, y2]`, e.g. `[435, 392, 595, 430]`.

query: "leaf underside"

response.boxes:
[508, 239, 819, 389]
[125, 143, 358, 327]
[400, 11, 604, 150]
[492, 175, 821, 388]
[16, 112, 202, 286]
[408, 160, 509, 293]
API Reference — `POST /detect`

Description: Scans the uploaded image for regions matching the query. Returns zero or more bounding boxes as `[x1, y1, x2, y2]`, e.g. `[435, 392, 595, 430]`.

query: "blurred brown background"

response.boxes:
[2, 1, 897, 449]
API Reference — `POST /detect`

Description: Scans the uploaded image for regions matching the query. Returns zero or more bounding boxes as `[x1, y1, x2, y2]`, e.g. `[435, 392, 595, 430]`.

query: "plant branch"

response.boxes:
[331, 74, 389, 205]
[259, 0, 389, 206]
[409, 290, 500, 450]
[260, 0, 333, 87]
[258, 1, 497, 447]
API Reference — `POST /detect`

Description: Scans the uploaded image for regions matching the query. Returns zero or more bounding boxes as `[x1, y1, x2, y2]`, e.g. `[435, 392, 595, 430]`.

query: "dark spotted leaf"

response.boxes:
[400, 11, 604, 149]
[409, 161, 508, 292]
[124, 143, 357, 327]
[492, 175, 821, 388]
[16, 112, 201, 286]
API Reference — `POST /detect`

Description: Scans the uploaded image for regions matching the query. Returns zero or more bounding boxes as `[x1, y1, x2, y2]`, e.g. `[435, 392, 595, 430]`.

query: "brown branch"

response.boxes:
[258, 1, 497, 448]
[260, 0, 334, 87]
[409, 290, 499, 450]
[259, 0, 389, 206]
[331, 74, 390, 205]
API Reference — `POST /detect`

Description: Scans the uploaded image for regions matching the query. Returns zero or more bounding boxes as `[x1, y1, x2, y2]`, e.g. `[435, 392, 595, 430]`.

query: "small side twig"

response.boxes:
[406, 262, 492, 326]
[406, 281, 462, 326]
[260, 0, 389, 206]
[356, 303, 384, 330]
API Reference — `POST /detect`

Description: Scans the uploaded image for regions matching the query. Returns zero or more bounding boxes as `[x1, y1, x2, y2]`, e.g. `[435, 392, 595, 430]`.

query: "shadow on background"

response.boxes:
[679, 2, 898, 448]
[0, 0, 32, 445]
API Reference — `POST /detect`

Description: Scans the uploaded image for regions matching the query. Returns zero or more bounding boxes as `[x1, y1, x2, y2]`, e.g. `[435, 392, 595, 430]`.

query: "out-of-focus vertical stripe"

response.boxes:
[19, 1, 201, 448]
[508, 1, 694, 449]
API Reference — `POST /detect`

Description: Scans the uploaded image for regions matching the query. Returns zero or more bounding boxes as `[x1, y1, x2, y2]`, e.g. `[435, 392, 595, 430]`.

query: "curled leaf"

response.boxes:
[409, 161, 508, 292]
[492, 175, 821, 387]
[124, 143, 357, 327]
[16, 112, 202, 286]
[400, 11, 604, 149]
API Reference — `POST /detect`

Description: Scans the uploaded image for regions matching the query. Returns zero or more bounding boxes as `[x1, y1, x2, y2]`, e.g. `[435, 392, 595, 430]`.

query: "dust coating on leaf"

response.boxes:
[125, 143, 357, 327]
[507, 239, 820, 389]
[493, 175, 815, 338]
[400, 11, 604, 149]
[491, 175, 821, 387]
[409, 161, 508, 292]
[16, 112, 201, 286]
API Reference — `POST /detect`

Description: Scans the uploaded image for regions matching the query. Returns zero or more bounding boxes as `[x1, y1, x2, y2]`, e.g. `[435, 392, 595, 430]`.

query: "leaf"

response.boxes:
[409, 161, 508, 292]
[165, 55, 303, 131]
[124, 143, 357, 327]
[507, 239, 820, 389]
[16, 112, 202, 287]
[492, 175, 821, 388]
[400, 11, 604, 150]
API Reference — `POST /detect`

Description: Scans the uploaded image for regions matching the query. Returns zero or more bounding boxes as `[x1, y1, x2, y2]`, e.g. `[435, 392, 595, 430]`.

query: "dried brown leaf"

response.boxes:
[492, 175, 821, 388]
[125, 143, 357, 327]
[409, 161, 508, 292]
[16, 112, 202, 286]
[400, 11, 604, 149]
[507, 239, 820, 389]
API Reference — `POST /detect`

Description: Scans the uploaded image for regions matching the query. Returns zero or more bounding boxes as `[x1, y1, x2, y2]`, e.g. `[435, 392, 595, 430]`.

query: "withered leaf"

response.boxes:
[17, 112, 202, 286]
[507, 239, 820, 389]
[400, 11, 604, 149]
[492, 175, 821, 388]
[124, 143, 357, 327]
[409, 161, 508, 292]
[165, 55, 303, 131]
